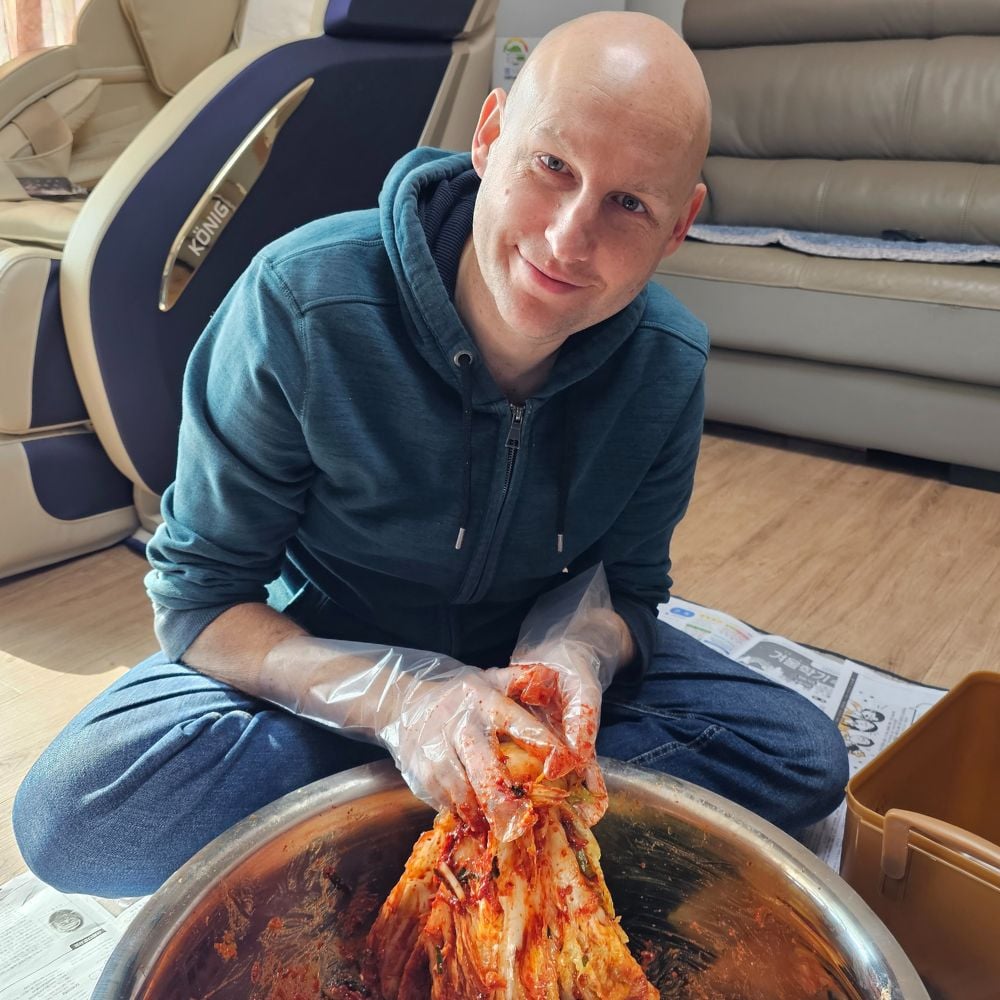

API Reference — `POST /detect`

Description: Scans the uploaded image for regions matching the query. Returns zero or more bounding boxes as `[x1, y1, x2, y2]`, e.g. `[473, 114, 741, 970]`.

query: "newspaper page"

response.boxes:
[658, 597, 948, 870]
[0, 872, 146, 999]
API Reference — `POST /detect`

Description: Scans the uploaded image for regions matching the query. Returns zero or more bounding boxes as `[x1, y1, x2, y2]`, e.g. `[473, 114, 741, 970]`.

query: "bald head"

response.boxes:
[462, 12, 712, 353]
[506, 12, 711, 199]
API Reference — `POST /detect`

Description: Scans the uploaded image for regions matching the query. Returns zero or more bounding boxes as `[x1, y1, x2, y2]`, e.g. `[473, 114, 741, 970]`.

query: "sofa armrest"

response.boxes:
[0, 47, 81, 128]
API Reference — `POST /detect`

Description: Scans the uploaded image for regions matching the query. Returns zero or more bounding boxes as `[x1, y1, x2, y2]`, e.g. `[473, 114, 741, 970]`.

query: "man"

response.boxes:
[14, 12, 848, 897]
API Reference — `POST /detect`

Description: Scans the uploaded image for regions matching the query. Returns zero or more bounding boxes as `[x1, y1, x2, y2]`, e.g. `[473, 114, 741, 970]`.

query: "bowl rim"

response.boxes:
[92, 757, 928, 1000]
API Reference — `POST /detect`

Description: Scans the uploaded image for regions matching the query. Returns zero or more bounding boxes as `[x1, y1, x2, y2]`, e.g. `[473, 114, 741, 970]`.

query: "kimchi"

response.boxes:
[364, 742, 658, 999]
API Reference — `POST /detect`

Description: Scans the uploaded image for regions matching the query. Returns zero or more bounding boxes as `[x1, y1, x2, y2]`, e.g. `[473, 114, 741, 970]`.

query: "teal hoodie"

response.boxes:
[146, 148, 708, 677]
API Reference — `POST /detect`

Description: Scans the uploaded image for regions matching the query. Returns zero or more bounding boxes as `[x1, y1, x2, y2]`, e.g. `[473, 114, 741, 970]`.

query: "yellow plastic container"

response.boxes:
[841, 671, 1000, 1000]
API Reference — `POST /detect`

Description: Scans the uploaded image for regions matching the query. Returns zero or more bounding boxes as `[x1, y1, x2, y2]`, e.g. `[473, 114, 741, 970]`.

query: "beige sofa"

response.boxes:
[654, 0, 1000, 479]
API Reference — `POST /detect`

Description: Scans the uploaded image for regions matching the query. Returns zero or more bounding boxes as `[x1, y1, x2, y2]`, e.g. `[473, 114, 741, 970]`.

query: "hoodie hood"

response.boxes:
[378, 147, 649, 407]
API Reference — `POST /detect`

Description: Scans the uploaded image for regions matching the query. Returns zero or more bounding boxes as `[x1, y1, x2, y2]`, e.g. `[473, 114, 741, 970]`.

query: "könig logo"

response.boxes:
[186, 197, 233, 257]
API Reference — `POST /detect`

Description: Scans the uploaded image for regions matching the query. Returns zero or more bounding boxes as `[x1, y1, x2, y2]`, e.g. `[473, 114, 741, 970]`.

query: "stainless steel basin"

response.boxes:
[93, 759, 928, 998]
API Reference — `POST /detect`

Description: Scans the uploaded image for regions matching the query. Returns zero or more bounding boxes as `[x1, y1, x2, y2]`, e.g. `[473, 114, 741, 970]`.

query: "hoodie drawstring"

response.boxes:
[451, 349, 572, 555]
[453, 350, 474, 550]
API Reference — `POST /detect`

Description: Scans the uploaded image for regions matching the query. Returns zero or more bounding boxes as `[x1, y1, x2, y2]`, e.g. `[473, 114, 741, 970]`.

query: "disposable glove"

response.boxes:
[492, 564, 629, 825]
[260, 638, 577, 841]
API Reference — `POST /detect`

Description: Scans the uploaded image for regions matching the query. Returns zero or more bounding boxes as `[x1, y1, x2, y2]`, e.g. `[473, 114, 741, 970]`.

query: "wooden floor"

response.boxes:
[1, 426, 998, 886]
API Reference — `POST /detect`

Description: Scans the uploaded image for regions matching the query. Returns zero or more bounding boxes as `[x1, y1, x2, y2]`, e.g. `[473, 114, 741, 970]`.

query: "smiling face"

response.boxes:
[462, 14, 710, 353]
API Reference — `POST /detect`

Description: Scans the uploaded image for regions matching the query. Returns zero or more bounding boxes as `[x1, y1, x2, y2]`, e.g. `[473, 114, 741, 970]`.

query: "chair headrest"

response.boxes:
[324, 0, 479, 40]
[120, 0, 242, 96]
[234, 0, 324, 49]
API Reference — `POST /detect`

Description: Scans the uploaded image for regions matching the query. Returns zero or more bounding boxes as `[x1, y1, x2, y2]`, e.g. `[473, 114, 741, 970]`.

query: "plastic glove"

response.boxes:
[260, 637, 576, 841]
[494, 564, 629, 825]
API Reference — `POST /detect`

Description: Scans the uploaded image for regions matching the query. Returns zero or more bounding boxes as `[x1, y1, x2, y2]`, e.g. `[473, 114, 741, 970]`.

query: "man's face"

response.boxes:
[469, 81, 703, 348]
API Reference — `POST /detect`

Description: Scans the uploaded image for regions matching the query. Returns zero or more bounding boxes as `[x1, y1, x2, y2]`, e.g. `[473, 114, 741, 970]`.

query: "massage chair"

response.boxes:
[0, 0, 498, 578]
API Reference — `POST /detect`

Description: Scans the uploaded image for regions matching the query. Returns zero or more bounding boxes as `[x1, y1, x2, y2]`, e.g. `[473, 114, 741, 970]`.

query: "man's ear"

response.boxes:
[662, 182, 707, 258]
[470, 88, 507, 178]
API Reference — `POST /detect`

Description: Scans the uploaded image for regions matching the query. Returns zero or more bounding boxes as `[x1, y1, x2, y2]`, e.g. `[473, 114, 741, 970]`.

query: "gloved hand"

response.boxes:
[493, 564, 630, 825]
[260, 637, 576, 841]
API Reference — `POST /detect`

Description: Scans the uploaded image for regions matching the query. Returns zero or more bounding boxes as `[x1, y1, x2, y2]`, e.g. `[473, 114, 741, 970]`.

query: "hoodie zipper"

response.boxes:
[501, 403, 525, 504]
[457, 402, 527, 603]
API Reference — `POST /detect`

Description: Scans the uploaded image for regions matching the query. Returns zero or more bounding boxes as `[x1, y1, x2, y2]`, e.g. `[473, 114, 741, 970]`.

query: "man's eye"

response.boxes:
[540, 154, 566, 172]
[615, 193, 647, 214]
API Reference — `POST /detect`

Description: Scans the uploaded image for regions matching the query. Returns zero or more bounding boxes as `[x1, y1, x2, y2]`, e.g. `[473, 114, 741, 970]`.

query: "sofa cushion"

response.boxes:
[658, 241, 1000, 387]
[684, 0, 1000, 48]
[704, 350, 1000, 473]
[691, 16, 1000, 248]
[701, 158, 1000, 244]
[699, 37, 1000, 164]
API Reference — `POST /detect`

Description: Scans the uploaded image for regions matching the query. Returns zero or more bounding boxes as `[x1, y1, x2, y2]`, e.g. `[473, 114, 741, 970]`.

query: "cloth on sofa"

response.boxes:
[688, 224, 1000, 264]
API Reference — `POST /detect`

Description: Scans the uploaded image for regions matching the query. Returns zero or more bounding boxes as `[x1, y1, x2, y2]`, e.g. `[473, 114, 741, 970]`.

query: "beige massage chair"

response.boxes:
[0, 0, 498, 578]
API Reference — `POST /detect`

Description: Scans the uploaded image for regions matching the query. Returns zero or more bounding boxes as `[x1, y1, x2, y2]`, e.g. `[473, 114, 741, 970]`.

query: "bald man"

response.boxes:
[15, 13, 847, 897]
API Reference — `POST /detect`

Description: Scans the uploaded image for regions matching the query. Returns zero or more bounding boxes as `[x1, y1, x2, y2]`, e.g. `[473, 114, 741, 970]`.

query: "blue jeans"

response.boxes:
[13, 621, 847, 897]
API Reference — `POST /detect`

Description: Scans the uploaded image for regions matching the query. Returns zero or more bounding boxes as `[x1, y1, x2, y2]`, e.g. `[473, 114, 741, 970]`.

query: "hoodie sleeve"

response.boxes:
[145, 254, 314, 662]
[601, 374, 705, 690]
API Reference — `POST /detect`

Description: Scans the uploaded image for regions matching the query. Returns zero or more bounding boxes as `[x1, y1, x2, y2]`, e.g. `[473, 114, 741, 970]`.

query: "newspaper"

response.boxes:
[0, 598, 948, 992]
[659, 597, 949, 869]
[0, 872, 146, 999]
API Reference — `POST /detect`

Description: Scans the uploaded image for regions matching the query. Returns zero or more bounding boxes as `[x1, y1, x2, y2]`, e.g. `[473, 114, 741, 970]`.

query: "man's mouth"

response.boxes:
[519, 252, 587, 294]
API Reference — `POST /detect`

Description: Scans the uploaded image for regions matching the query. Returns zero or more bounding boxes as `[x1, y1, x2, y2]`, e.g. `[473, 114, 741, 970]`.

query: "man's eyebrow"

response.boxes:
[530, 124, 670, 200]
[532, 123, 571, 150]
[619, 179, 671, 200]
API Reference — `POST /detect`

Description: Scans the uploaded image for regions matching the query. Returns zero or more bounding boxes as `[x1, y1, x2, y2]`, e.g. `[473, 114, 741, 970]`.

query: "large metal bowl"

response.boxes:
[94, 759, 927, 999]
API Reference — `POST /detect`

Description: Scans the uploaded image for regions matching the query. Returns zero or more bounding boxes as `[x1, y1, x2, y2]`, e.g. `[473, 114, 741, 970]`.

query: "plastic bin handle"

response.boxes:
[882, 809, 1000, 880]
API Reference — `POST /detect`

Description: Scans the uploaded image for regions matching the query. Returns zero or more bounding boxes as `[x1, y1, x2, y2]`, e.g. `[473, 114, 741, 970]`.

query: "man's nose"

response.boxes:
[545, 193, 597, 262]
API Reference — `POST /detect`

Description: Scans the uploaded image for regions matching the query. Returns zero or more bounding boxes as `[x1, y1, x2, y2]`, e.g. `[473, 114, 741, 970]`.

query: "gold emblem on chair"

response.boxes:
[159, 78, 314, 311]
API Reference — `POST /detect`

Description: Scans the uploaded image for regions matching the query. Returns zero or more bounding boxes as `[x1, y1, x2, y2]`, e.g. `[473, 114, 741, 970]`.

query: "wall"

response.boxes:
[492, 0, 689, 88]
[625, 0, 687, 35]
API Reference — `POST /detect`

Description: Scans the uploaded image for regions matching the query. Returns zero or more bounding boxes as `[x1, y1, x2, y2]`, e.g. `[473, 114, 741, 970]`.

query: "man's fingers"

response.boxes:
[544, 673, 601, 775]
[398, 721, 479, 821]
[418, 767, 473, 820]
[413, 674, 602, 838]
[506, 664, 561, 713]
[499, 663, 602, 778]
[560, 701, 599, 758]
[497, 694, 569, 757]
[455, 725, 535, 841]
[498, 694, 580, 780]
[507, 663, 602, 754]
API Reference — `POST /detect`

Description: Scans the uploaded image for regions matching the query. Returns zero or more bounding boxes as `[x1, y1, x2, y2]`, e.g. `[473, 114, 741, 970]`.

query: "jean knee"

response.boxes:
[778, 709, 850, 829]
[13, 708, 250, 896]
[12, 755, 89, 893]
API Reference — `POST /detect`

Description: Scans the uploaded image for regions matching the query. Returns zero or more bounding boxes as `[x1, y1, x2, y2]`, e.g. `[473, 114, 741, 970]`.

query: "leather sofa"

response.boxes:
[654, 0, 1000, 478]
[0, 0, 498, 578]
